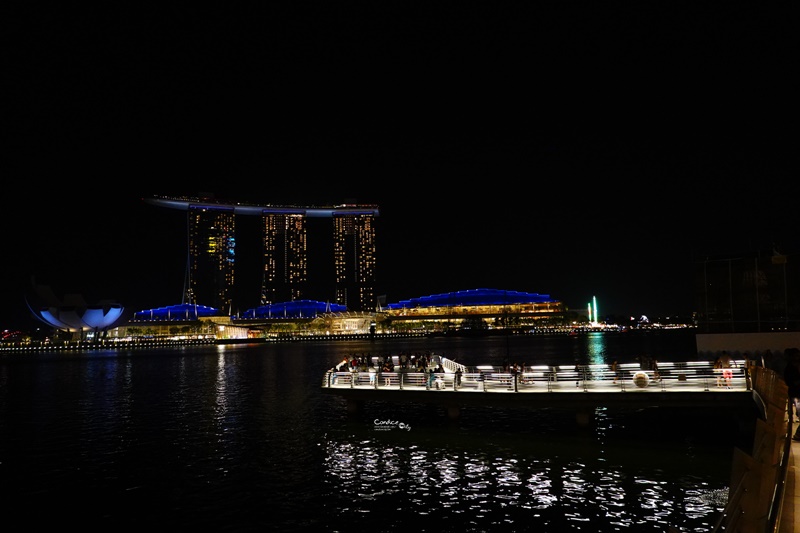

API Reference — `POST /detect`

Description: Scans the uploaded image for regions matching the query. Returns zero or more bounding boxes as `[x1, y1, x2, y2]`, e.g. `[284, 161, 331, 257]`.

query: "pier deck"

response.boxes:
[321, 358, 759, 417]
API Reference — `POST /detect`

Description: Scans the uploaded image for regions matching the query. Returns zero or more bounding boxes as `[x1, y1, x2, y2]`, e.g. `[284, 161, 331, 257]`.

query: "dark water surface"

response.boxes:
[1, 331, 738, 531]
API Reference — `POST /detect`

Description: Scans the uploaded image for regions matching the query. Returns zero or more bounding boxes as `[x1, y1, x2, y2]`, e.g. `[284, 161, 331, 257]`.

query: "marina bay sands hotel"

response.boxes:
[145, 195, 379, 313]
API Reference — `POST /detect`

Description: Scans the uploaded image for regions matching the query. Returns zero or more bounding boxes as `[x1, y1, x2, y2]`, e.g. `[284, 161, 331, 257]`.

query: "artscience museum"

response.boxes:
[25, 281, 126, 340]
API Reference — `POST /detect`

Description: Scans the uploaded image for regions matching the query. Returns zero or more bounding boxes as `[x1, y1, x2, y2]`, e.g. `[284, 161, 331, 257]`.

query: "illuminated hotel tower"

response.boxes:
[334, 209, 377, 312]
[145, 197, 379, 313]
[261, 211, 308, 305]
[185, 204, 236, 313]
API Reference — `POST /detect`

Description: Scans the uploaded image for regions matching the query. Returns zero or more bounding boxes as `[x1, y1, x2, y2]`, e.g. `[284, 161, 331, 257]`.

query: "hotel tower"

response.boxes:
[145, 196, 379, 313]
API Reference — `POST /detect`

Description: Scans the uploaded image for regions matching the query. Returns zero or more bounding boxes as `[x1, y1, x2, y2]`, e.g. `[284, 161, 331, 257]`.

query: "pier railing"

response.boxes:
[322, 359, 751, 393]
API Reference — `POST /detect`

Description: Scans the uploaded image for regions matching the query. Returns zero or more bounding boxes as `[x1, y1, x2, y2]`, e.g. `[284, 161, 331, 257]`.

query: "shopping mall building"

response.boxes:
[114, 288, 569, 341]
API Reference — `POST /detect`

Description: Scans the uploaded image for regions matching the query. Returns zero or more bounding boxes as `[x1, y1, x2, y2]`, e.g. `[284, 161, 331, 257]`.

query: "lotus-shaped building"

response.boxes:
[26, 280, 125, 337]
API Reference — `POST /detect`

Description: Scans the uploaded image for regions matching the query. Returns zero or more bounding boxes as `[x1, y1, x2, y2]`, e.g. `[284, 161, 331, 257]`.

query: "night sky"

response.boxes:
[3, 5, 793, 331]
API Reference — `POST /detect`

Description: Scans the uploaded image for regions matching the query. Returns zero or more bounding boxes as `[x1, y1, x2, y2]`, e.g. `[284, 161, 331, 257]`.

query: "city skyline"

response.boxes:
[5, 3, 793, 332]
[147, 195, 379, 313]
[5, 180, 796, 335]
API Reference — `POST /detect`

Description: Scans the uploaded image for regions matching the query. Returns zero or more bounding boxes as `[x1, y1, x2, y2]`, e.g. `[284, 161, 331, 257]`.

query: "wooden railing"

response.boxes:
[710, 366, 792, 533]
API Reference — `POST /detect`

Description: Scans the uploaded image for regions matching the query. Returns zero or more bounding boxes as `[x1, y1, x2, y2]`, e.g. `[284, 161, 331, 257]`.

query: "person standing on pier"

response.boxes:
[719, 351, 735, 389]
[427, 368, 436, 389]
[382, 359, 394, 386]
[713, 355, 724, 387]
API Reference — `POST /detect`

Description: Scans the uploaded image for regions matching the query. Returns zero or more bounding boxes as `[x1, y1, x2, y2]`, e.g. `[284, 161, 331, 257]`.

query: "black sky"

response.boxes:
[3, 4, 793, 331]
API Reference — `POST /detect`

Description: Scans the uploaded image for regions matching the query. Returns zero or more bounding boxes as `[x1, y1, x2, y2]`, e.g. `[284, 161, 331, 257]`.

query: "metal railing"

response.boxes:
[322, 359, 752, 393]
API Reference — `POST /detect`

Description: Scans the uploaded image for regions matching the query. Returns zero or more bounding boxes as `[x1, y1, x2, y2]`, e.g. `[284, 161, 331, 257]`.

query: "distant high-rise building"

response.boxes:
[261, 212, 308, 305]
[185, 204, 236, 313]
[145, 197, 379, 314]
[334, 210, 377, 312]
[694, 247, 800, 333]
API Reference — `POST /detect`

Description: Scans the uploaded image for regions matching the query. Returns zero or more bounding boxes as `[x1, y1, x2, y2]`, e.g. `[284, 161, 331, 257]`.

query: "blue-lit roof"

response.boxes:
[239, 300, 346, 319]
[133, 303, 220, 320]
[384, 288, 554, 309]
[128, 290, 555, 322]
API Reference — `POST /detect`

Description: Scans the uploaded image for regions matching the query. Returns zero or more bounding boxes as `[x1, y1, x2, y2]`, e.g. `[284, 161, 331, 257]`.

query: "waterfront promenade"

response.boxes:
[321, 356, 756, 415]
[323, 357, 798, 532]
[321, 357, 760, 442]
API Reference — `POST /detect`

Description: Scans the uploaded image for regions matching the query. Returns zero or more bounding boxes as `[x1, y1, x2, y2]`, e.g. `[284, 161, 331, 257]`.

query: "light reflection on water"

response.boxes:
[322, 400, 730, 532]
[587, 332, 609, 365]
[0, 332, 735, 532]
[324, 436, 726, 531]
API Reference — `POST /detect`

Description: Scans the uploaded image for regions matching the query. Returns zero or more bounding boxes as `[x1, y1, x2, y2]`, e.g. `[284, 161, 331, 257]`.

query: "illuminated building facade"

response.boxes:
[381, 288, 566, 333]
[334, 209, 377, 312]
[145, 196, 379, 314]
[262, 212, 308, 305]
[121, 289, 566, 340]
[185, 205, 236, 313]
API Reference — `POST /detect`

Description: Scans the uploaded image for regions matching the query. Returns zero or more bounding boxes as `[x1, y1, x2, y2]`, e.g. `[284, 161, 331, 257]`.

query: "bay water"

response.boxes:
[0, 330, 738, 531]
